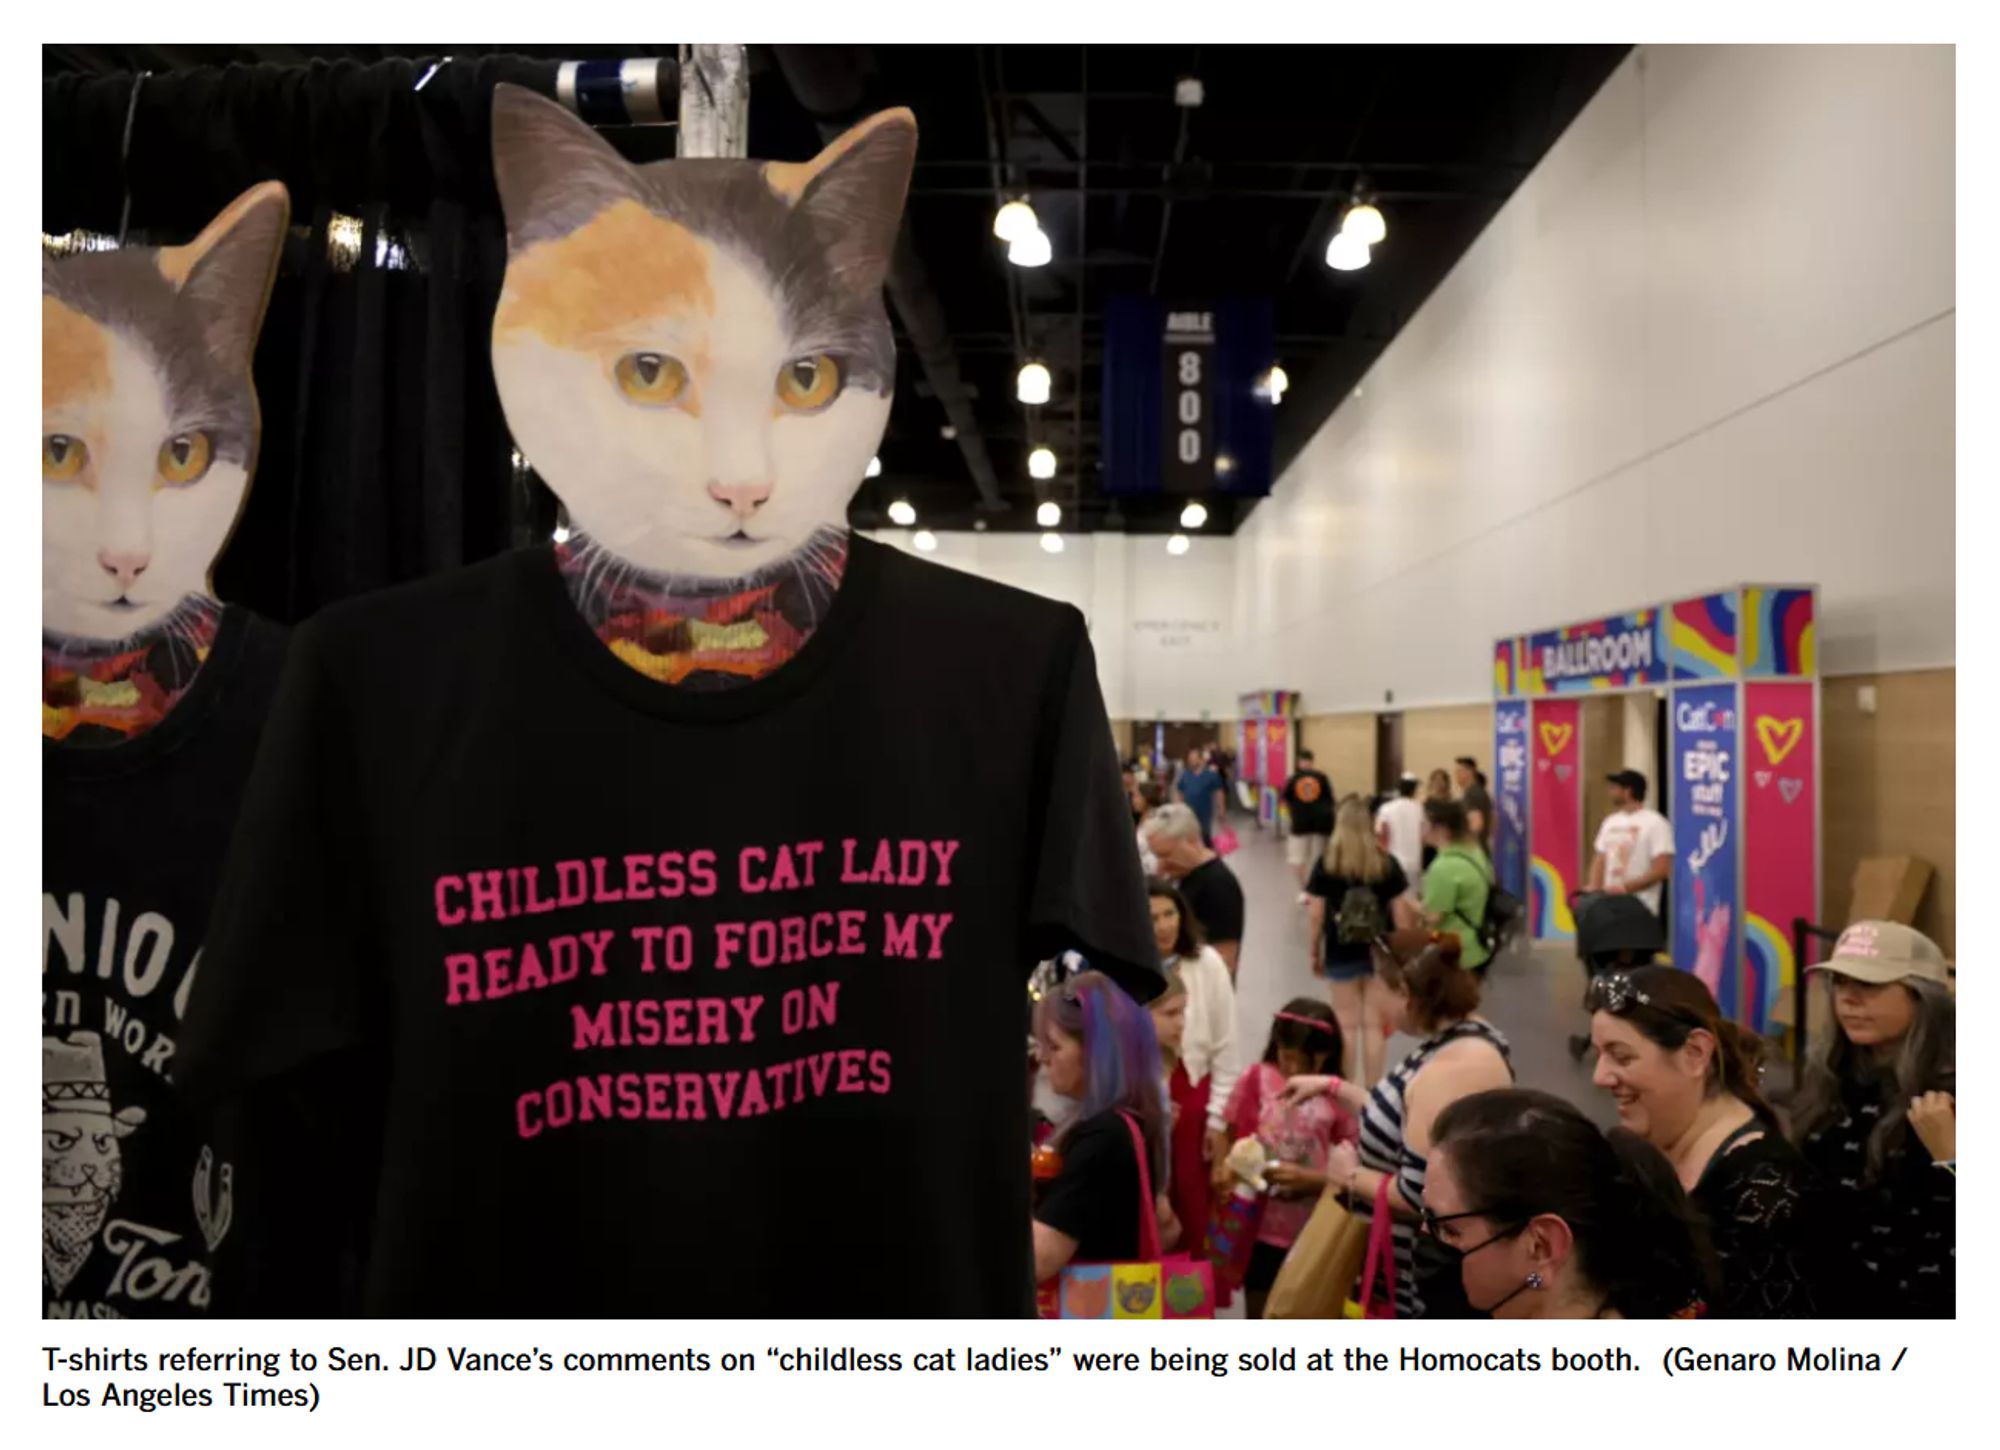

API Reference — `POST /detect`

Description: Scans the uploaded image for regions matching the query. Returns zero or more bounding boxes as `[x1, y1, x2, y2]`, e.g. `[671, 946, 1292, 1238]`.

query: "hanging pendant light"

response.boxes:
[993, 198, 1039, 243]
[1325, 231, 1371, 272]
[1008, 227, 1053, 268]
[1340, 200, 1387, 246]
[1017, 361, 1053, 405]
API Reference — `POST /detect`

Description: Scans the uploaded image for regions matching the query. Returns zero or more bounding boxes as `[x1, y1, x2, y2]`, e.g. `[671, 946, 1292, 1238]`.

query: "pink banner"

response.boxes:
[1241, 720, 1258, 785]
[1529, 699, 1582, 940]
[1742, 682, 1817, 1032]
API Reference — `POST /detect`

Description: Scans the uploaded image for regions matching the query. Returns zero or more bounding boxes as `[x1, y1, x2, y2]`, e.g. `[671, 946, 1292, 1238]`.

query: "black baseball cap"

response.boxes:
[1606, 770, 1648, 797]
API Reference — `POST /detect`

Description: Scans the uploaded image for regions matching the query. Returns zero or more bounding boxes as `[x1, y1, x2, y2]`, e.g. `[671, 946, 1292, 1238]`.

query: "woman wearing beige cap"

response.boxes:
[1791, 921, 1955, 1318]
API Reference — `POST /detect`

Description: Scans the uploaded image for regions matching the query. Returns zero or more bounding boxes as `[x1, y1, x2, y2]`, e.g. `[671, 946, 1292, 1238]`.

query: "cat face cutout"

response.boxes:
[490, 84, 916, 580]
[41, 183, 288, 640]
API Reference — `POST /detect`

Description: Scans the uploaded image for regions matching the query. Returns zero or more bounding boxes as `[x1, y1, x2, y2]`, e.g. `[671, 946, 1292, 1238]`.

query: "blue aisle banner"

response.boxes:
[1671, 685, 1741, 1015]
[1493, 701, 1529, 903]
[1102, 296, 1275, 497]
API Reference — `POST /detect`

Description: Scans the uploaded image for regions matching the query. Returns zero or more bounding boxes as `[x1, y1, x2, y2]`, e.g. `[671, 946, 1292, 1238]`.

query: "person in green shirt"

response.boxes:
[1421, 798, 1493, 971]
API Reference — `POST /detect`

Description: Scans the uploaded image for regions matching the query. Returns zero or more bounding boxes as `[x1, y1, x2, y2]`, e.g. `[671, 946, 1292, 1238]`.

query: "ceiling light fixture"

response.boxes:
[1340, 200, 1387, 247]
[1036, 500, 1061, 528]
[1167, 534, 1191, 556]
[993, 198, 1039, 243]
[1325, 231, 1371, 272]
[888, 499, 917, 527]
[913, 529, 938, 553]
[1028, 446, 1058, 480]
[1017, 361, 1052, 406]
[1180, 501, 1209, 530]
[1261, 366, 1289, 404]
[1008, 226, 1053, 269]
[1040, 531, 1065, 555]
[866, 455, 883, 479]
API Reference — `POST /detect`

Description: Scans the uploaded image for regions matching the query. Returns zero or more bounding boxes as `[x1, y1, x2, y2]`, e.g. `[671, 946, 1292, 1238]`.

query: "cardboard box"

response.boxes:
[1848, 855, 1934, 927]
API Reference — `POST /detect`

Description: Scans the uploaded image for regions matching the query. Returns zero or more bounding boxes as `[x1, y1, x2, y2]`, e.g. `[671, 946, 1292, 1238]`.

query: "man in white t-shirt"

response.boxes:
[1588, 770, 1674, 914]
[1375, 773, 1426, 897]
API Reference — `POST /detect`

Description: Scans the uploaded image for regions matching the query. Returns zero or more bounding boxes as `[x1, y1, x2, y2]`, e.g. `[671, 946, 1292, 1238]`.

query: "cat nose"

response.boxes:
[97, 550, 149, 588]
[707, 482, 773, 520]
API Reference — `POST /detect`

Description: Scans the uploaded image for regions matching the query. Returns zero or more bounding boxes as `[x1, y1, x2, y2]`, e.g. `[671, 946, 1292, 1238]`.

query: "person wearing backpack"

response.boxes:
[1306, 796, 1419, 1085]
[1422, 798, 1494, 974]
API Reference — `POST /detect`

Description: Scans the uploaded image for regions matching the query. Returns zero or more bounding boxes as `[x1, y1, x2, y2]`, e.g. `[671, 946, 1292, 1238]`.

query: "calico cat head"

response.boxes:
[41, 183, 289, 640]
[490, 83, 916, 580]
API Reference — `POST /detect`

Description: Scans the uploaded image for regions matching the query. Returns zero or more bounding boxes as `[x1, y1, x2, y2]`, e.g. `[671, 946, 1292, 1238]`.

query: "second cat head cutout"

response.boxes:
[490, 83, 917, 580]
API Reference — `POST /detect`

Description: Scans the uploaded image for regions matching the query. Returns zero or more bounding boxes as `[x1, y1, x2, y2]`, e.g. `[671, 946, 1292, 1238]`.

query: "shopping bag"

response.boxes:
[1207, 1187, 1265, 1292]
[1342, 1175, 1400, 1319]
[1038, 1111, 1216, 1319]
[1264, 1185, 1368, 1319]
[1213, 824, 1241, 856]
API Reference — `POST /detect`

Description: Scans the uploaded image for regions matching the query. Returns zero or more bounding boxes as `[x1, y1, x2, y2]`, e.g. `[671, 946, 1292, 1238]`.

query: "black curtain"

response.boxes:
[43, 57, 591, 623]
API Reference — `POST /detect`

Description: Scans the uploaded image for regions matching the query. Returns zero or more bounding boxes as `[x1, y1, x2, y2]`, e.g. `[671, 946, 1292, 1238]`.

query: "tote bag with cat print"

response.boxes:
[1038, 1112, 1216, 1320]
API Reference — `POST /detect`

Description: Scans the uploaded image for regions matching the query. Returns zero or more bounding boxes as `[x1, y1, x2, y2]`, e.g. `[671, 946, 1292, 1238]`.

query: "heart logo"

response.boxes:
[1555, 764, 1573, 782]
[1754, 770, 1773, 789]
[1779, 778, 1804, 804]
[1539, 722, 1573, 757]
[1756, 716, 1804, 766]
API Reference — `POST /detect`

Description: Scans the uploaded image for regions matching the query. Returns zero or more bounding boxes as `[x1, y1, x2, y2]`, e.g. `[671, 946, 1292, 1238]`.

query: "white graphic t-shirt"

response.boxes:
[1594, 808, 1674, 915]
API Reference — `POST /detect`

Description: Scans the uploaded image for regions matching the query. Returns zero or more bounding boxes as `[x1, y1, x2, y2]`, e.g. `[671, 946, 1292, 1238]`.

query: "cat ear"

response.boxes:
[769, 108, 918, 297]
[492, 82, 643, 248]
[161, 181, 290, 374]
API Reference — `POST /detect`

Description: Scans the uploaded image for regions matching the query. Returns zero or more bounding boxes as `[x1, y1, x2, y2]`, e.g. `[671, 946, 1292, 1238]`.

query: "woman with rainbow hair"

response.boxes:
[1032, 969, 1174, 1283]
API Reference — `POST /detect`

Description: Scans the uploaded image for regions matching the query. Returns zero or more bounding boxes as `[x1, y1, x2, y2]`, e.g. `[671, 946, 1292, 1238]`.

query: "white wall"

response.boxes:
[867, 530, 1238, 720]
[1232, 44, 1955, 708]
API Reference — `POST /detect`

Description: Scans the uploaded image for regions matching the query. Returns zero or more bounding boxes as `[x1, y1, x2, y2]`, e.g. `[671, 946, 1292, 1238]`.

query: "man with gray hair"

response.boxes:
[1145, 803, 1245, 978]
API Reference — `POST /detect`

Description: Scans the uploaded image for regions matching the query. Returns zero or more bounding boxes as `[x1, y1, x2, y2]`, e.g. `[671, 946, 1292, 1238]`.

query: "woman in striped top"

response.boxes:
[1284, 930, 1513, 1317]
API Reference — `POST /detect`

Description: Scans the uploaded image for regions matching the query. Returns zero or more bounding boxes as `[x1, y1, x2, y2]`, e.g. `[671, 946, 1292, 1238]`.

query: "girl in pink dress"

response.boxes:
[1219, 998, 1359, 1318]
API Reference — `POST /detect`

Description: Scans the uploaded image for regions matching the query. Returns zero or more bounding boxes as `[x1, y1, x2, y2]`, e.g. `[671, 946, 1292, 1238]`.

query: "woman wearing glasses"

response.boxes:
[1790, 922, 1955, 1317]
[1587, 966, 1825, 1317]
[1283, 930, 1513, 1317]
[1422, 1088, 1713, 1318]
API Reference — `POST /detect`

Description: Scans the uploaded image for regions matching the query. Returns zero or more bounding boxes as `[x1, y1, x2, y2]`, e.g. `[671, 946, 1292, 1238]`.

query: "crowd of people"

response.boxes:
[1034, 745, 1957, 1320]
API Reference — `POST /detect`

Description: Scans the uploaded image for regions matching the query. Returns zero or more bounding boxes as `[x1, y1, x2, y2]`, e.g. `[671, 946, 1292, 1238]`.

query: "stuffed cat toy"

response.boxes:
[42, 183, 289, 741]
[1225, 1135, 1271, 1194]
[488, 84, 916, 688]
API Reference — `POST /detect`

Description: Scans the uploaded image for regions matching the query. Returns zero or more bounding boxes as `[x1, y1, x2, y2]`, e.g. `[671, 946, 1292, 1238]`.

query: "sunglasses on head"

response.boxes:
[1590, 972, 1710, 1031]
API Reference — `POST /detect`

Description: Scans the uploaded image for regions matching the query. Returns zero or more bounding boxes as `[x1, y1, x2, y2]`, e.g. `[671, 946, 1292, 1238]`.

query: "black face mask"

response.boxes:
[1430, 1221, 1534, 1316]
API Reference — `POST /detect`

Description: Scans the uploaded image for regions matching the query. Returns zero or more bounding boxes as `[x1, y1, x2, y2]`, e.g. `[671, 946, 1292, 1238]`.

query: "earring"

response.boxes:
[1525, 1272, 1544, 1290]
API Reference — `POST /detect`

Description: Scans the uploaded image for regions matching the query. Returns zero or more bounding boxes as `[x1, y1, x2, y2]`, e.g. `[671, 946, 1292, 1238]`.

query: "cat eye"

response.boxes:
[42, 434, 88, 482]
[776, 354, 843, 413]
[157, 431, 214, 486]
[615, 352, 690, 407]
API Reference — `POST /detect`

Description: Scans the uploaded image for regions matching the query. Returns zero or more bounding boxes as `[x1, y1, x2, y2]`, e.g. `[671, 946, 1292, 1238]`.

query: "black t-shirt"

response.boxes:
[1306, 856, 1408, 966]
[41, 607, 289, 1319]
[1463, 781, 1495, 845]
[1799, 1067, 1952, 1318]
[1035, 1111, 1142, 1264]
[1282, 769, 1335, 836]
[177, 538, 1159, 1318]
[1179, 857, 1246, 949]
